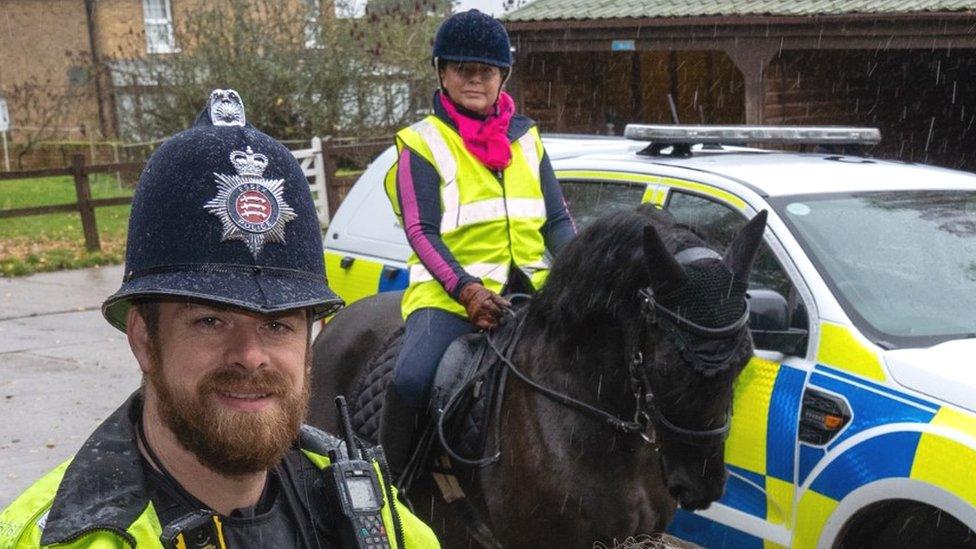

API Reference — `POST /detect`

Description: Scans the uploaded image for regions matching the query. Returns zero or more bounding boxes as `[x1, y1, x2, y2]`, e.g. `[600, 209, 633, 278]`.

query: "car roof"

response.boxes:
[543, 137, 976, 196]
[541, 134, 643, 160]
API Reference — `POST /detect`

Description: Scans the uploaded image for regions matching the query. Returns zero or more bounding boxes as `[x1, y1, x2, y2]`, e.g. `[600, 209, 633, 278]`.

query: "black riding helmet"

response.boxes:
[102, 89, 343, 331]
[432, 9, 513, 72]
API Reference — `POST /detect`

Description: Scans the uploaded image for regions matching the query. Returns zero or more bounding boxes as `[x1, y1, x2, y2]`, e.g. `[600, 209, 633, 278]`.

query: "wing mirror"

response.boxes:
[747, 288, 808, 356]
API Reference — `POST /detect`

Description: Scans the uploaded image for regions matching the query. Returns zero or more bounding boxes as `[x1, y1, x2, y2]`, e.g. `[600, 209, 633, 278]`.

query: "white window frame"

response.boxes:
[142, 0, 176, 54]
[303, 0, 323, 49]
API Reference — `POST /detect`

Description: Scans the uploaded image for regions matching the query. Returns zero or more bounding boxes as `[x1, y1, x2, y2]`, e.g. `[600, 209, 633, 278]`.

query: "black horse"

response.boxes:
[309, 204, 767, 548]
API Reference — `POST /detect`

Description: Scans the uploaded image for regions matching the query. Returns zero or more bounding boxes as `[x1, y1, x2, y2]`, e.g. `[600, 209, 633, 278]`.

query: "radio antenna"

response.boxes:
[335, 396, 360, 461]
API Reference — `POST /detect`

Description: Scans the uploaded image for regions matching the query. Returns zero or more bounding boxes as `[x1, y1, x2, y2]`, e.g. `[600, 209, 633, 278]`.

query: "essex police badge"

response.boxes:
[205, 146, 297, 258]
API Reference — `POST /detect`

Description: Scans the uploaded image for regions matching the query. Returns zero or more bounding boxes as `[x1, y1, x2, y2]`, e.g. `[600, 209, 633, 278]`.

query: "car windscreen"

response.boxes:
[771, 190, 976, 349]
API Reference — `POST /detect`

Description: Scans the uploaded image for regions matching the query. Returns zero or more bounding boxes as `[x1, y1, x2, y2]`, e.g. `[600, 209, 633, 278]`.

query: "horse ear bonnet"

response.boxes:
[649, 214, 769, 375]
[653, 212, 767, 330]
[101, 88, 343, 331]
[655, 261, 748, 330]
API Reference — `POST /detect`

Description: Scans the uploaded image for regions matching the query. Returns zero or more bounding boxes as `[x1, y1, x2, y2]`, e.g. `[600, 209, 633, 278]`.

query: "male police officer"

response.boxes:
[0, 90, 438, 548]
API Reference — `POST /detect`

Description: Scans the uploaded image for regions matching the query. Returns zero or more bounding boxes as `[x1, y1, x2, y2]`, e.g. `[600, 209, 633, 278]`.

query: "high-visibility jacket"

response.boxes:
[386, 114, 549, 318]
[0, 393, 439, 549]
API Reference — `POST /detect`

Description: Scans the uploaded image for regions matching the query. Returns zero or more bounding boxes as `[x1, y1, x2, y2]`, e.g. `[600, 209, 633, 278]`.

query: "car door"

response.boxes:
[659, 188, 817, 548]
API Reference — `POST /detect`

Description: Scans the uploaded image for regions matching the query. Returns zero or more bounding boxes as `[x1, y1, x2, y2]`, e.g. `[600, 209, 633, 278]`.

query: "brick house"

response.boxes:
[0, 0, 327, 146]
[0, 0, 188, 143]
[504, 1, 976, 170]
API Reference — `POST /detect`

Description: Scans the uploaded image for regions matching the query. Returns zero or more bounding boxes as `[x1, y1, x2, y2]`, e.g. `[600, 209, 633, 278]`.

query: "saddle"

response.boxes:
[349, 302, 526, 477]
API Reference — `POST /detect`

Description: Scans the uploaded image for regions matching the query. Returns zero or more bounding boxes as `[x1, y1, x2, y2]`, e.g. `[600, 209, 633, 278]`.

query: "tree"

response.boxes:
[367, 0, 452, 16]
[7, 74, 91, 169]
[113, 0, 451, 141]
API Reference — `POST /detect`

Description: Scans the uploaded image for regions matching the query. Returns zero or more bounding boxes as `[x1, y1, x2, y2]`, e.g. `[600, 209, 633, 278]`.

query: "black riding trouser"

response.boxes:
[392, 307, 475, 407]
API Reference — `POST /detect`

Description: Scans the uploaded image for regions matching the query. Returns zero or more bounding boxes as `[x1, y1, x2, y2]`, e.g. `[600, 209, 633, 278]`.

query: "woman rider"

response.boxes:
[381, 9, 576, 478]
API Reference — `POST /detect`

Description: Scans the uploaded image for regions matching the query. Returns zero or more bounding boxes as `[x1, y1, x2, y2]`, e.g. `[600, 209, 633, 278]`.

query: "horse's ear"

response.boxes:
[643, 224, 688, 290]
[723, 210, 768, 280]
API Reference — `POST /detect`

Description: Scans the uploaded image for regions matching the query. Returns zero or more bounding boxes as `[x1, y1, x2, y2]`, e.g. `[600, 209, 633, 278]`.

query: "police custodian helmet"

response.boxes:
[432, 9, 512, 70]
[102, 89, 343, 331]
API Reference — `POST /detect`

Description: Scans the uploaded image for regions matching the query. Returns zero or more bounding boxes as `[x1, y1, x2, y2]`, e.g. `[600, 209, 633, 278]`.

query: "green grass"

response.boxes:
[0, 174, 133, 277]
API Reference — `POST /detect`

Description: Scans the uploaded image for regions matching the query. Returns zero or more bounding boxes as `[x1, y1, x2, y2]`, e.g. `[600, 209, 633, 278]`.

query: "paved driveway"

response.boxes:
[0, 265, 138, 508]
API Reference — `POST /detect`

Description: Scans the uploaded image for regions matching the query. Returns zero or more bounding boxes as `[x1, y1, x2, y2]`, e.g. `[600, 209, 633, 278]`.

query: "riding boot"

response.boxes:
[379, 388, 425, 483]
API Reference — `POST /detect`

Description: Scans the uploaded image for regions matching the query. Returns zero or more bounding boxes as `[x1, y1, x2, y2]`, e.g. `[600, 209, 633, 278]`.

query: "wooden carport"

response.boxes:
[504, 2, 976, 169]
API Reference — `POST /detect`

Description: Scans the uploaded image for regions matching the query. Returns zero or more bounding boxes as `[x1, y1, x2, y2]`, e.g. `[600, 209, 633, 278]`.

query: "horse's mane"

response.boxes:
[531, 204, 707, 338]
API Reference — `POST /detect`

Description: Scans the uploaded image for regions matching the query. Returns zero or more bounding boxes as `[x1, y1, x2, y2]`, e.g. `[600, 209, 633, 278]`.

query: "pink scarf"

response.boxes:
[439, 91, 515, 170]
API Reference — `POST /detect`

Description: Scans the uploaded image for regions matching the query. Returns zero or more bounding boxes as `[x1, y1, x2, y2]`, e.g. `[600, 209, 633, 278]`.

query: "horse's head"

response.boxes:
[637, 210, 767, 510]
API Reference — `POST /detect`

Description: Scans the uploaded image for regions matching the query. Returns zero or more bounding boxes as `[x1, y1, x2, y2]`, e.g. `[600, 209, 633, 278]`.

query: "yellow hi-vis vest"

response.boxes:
[385, 115, 550, 319]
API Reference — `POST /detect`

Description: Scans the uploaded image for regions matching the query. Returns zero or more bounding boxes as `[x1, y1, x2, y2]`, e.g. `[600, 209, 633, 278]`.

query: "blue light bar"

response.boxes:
[624, 125, 881, 145]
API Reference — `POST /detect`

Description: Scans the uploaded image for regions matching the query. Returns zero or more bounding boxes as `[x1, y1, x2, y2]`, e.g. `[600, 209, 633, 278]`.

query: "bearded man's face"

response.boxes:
[143, 302, 311, 476]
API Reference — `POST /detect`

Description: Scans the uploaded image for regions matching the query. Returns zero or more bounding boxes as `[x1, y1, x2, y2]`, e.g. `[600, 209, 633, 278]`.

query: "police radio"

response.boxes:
[160, 510, 226, 549]
[326, 396, 392, 549]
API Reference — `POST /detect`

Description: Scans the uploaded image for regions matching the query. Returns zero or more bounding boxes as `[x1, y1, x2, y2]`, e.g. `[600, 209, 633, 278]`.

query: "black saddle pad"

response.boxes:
[349, 306, 525, 467]
[349, 327, 402, 444]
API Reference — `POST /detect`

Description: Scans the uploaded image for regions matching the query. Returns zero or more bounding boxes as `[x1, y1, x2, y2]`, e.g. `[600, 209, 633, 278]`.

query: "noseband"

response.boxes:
[494, 247, 749, 448]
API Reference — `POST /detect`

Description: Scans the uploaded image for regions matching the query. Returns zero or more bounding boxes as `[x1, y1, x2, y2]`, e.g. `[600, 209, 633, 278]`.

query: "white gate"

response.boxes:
[291, 136, 330, 228]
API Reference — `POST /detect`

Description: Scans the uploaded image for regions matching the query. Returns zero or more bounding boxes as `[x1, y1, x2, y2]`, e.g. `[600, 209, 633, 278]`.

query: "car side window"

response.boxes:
[667, 191, 745, 248]
[559, 180, 645, 230]
[666, 190, 809, 337]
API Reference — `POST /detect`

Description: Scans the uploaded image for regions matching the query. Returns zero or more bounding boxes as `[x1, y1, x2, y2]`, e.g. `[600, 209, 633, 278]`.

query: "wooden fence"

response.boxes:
[0, 137, 393, 253]
[320, 137, 391, 214]
[0, 155, 142, 252]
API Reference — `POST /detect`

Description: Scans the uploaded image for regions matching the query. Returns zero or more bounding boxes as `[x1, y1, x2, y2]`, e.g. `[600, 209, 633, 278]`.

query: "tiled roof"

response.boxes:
[505, 1, 976, 21]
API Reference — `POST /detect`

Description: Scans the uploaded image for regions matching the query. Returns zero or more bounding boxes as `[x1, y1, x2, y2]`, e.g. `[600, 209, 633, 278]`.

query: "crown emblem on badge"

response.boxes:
[230, 147, 269, 177]
[204, 146, 297, 258]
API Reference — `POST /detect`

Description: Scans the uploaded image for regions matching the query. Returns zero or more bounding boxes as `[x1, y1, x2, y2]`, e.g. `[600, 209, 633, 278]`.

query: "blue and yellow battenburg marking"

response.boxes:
[668, 350, 976, 548]
[325, 252, 408, 306]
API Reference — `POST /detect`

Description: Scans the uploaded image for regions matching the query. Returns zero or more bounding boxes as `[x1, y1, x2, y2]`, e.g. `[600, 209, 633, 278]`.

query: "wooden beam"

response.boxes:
[0, 167, 74, 181]
[90, 197, 133, 208]
[726, 41, 779, 125]
[0, 197, 131, 219]
[86, 162, 143, 173]
[0, 162, 141, 182]
[505, 12, 976, 32]
[71, 154, 101, 252]
[0, 203, 79, 218]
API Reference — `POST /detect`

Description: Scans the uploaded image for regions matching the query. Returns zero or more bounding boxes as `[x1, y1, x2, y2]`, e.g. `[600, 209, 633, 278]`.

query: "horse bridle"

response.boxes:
[492, 247, 750, 447]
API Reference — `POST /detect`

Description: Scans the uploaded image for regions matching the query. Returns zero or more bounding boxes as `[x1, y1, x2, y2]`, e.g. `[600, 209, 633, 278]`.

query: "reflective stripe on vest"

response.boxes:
[410, 262, 508, 284]
[412, 119, 457, 184]
[521, 259, 549, 273]
[410, 259, 548, 285]
[518, 131, 540, 182]
[412, 119, 460, 217]
[441, 197, 547, 233]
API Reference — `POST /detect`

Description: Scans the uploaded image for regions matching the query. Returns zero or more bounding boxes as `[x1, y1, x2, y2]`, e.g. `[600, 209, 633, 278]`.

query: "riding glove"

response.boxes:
[458, 282, 510, 330]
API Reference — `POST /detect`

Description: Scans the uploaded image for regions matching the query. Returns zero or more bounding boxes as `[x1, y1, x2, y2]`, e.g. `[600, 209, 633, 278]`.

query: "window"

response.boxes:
[142, 0, 175, 54]
[666, 190, 808, 347]
[303, 0, 322, 49]
[559, 180, 645, 230]
[666, 191, 745, 249]
[0, 96, 9, 133]
[773, 190, 976, 347]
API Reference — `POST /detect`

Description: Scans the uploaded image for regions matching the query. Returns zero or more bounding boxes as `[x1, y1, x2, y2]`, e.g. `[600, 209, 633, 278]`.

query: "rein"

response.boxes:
[487, 324, 650, 436]
[489, 253, 748, 448]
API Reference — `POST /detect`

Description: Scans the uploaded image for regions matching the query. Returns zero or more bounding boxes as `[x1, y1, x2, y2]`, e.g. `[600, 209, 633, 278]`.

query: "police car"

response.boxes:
[324, 125, 976, 548]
